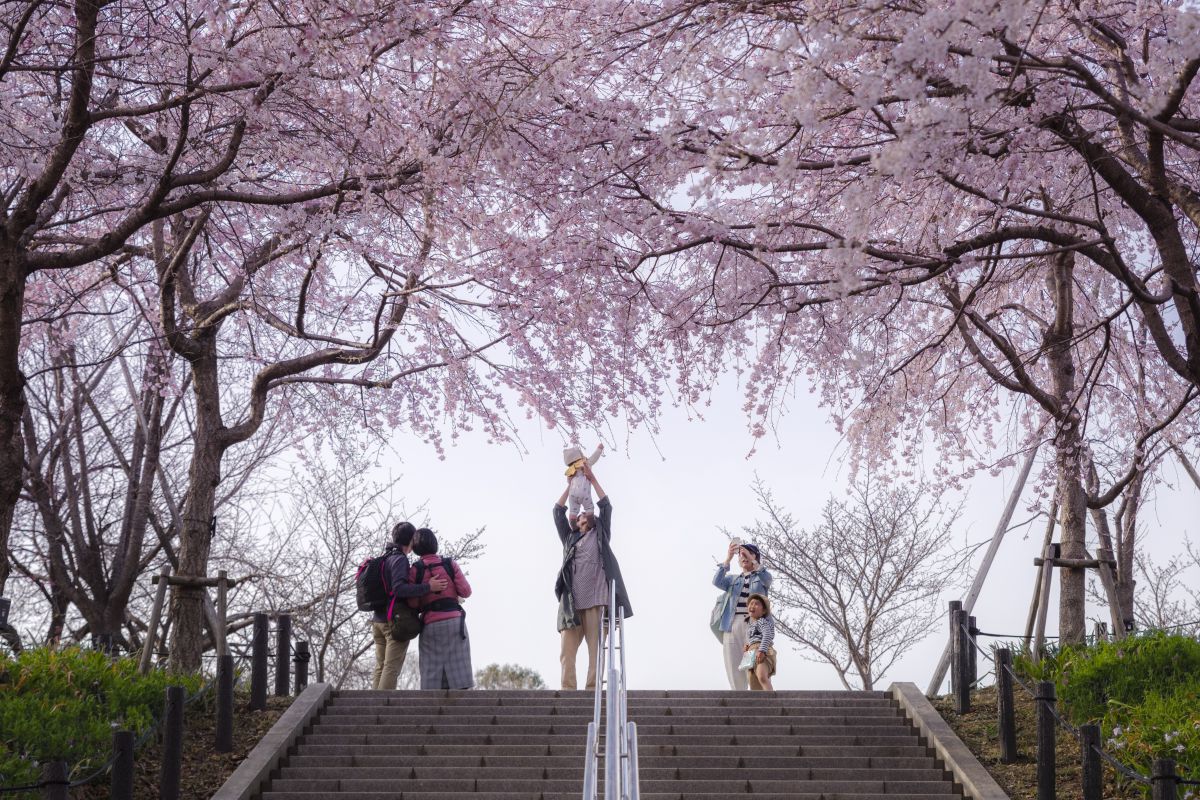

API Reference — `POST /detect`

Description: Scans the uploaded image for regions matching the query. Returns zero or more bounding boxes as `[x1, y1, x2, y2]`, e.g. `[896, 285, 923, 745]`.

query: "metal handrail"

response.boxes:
[581, 580, 639, 800]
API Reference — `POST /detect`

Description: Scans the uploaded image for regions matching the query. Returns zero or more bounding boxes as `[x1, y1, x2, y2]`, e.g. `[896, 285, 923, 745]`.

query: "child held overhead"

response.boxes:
[563, 443, 604, 521]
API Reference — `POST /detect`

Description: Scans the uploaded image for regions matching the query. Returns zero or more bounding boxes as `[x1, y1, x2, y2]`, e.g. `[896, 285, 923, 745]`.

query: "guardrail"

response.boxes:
[582, 580, 639, 800]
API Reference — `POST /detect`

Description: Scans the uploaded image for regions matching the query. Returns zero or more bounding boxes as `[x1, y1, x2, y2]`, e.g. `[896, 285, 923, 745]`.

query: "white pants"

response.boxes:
[722, 617, 749, 690]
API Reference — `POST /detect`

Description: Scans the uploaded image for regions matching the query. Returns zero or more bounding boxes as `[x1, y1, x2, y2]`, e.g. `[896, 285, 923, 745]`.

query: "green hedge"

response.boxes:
[1014, 632, 1200, 786]
[0, 647, 204, 787]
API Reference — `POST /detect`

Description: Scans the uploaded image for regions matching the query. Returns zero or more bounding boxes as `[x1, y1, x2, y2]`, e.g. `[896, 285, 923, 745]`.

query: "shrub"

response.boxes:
[0, 647, 204, 787]
[1012, 632, 1200, 790]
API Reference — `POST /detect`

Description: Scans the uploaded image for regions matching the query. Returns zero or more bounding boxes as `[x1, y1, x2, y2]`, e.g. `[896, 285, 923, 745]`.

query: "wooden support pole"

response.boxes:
[1036, 681, 1057, 800]
[1095, 547, 1125, 640]
[139, 565, 171, 675]
[215, 569, 229, 657]
[996, 648, 1018, 763]
[1033, 543, 1058, 663]
[1080, 723, 1102, 800]
[925, 447, 1037, 696]
[159, 685, 185, 800]
[1025, 498, 1058, 648]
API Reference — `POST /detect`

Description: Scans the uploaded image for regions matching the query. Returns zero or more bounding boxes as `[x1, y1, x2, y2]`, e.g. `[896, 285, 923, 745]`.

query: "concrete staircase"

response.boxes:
[255, 689, 962, 799]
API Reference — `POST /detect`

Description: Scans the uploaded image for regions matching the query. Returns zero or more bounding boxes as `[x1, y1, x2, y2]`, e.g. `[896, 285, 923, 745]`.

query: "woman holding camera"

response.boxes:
[711, 541, 772, 690]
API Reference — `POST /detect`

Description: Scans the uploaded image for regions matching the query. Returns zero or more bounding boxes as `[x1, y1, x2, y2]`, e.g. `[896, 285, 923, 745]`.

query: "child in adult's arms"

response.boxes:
[743, 593, 777, 691]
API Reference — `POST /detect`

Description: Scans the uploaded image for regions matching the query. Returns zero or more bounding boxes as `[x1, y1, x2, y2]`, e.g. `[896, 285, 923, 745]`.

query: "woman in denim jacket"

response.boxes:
[712, 542, 772, 690]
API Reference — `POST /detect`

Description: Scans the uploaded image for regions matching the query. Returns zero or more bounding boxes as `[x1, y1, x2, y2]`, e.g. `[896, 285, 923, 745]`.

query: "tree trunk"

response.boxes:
[168, 340, 226, 671]
[1046, 252, 1087, 644]
[0, 251, 27, 596]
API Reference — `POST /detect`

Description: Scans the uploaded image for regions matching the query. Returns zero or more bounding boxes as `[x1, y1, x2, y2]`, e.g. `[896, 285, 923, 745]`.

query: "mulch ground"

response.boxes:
[933, 685, 1144, 799]
[74, 692, 292, 799]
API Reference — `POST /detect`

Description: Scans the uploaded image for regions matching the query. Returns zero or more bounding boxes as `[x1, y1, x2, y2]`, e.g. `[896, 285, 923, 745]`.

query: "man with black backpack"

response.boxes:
[364, 521, 447, 689]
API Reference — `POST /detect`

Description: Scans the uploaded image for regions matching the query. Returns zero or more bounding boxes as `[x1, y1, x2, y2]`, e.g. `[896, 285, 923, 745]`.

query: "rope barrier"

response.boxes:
[1089, 742, 1152, 786]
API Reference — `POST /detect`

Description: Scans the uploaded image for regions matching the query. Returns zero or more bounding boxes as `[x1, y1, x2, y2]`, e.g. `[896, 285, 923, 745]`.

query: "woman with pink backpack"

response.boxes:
[408, 528, 474, 690]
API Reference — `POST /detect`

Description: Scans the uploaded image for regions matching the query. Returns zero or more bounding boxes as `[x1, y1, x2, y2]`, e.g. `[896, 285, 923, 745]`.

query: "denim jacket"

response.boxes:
[712, 564, 772, 633]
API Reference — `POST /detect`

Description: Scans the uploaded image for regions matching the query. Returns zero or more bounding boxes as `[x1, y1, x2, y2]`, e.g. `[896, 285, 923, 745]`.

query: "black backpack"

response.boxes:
[355, 552, 391, 611]
[388, 557, 456, 642]
[413, 557, 466, 640]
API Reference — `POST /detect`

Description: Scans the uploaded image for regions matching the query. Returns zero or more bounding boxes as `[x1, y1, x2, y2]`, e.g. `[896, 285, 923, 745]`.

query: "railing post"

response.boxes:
[216, 653, 234, 752]
[41, 760, 68, 800]
[250, 612, 268, 711]
[1036, 680, 1056, 800]
[966, 615, 978, 688]
[996, 648, 1018, 763]
[159, 685, 185, 800]
[1080, 723, 1101, 800]
[111, 729, 134, 800]
[947, 600, 962, 699]
[1152, 759, 1178, 800]
[953, 606, 970, 713]
[294, 640, 310, 693]
[274, 613, 291, 696]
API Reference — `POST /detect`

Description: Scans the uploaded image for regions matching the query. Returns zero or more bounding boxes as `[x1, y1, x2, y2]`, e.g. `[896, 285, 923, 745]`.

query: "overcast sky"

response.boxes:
[377, 375, 1199, 692]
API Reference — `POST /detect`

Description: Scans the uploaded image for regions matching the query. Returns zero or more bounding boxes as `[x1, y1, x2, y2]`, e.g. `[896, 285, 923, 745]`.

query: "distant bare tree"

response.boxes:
[737, 479, 963, 690]
[1129, 547, 1200, 637]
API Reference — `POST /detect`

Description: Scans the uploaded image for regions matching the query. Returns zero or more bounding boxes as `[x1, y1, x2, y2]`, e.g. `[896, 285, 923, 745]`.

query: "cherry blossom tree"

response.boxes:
[495, 0, 1200, 642]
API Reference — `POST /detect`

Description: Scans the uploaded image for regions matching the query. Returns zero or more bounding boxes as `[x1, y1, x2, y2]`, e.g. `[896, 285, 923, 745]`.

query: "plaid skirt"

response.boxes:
[418, 616, 474, 690]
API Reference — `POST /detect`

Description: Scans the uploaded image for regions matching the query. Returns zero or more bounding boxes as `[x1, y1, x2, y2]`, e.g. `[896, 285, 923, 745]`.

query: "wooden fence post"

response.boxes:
[996, 648, 1018, 763]
[216, 654, 234, 753]
[41, 761, 68, 800]
[159, 685, 185, 800]
[274, 613, 291, 697]
[111, 729, 134, 800]
[1152, 760, 1178, 800]
[1036, 680, 1056, 800]
[294, 640, 310, 694]
[1080, 723, 1101, 800]
[954, 606, 971, 713]
[250, 612, 268, 711]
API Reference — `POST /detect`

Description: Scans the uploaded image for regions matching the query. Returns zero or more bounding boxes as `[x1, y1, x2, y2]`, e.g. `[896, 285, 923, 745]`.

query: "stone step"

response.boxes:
[291, 742, 933, 758]
[263, 794, 953, 800]
[316, 709, 908, 725]
[282, 754, 941, 771]
[264, 777, 957, 794]
[311, 715, 912, 730]
[277, 765, 949, 782]
[304, 723, 916, 738]
[333, 689, 892, 699]
[327, 694, 898, 707]
[298, 733, 921, 748]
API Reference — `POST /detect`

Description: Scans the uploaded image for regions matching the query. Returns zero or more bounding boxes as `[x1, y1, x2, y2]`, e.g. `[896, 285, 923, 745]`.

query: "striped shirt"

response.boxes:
[735, 582, 751, 619]
[571, 530, 609, 610]
[747, 615, 775, 654]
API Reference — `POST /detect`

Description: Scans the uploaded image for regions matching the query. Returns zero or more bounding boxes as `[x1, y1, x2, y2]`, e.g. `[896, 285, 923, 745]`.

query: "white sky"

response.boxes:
[376, 375, 1199, 692]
